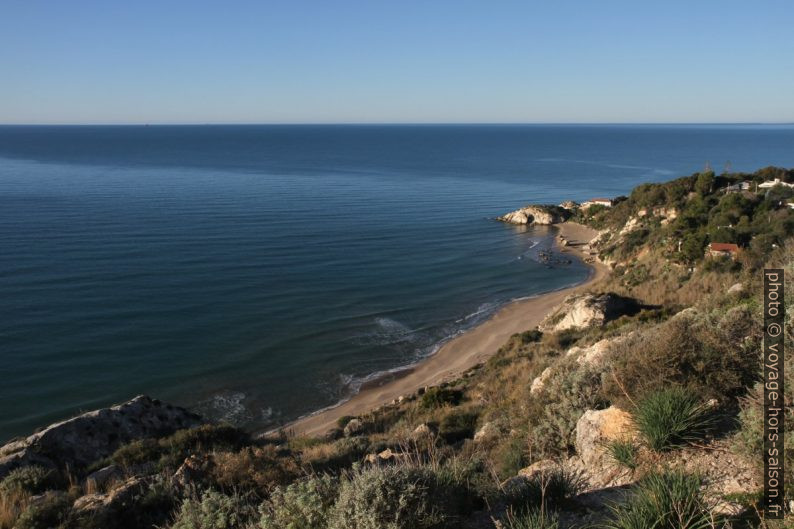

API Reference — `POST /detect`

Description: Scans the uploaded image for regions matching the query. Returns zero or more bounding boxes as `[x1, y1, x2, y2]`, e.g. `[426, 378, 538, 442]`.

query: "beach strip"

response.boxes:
[282, 221, 606, 438]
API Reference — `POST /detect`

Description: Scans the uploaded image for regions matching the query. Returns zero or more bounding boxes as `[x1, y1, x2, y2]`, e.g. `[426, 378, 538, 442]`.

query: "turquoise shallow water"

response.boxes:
[1, 124, 792, 441]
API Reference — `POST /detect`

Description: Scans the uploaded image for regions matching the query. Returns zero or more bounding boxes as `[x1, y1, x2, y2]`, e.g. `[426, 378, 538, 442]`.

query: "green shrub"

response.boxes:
[170, 489, 257, 529]
[528, 363, 606, 456]
[328, 464, 467, 529]
[602, 471, 715, 529]
[111, 438, 161, 468]
[336, 416, 355, 429]
[421, 387, 463, 409]
[0, 465, 60, 495]
[439, 411, 479, 444]
[14, 492, 70, 529]
[605, 439, 638, 470]
[492, 436, 528, 480]
[258, 474, 339, 529]
[633, 387, 714, 452]
[501, 508, 559, 529]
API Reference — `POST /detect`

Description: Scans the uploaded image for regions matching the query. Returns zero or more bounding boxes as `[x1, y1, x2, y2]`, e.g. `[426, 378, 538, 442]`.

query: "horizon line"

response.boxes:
[1, 121, 794, 127]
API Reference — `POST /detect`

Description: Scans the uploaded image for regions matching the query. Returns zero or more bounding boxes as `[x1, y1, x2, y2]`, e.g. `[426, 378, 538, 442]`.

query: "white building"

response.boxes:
[758, 178, 794, 189]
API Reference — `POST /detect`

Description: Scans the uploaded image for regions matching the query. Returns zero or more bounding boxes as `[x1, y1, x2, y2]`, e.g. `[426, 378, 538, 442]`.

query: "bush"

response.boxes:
[439, 411, 479, 444]
[258, 474, 339, 529]
[605, 439, 638, 470]
[633, 387, 714, 452]
[605, 306, 760, 405]
[328, 464, 467, 529]
[0, 466, 60, 495]
[528, 363, 606, 456]
[601, 471, 715, 529]
[14, 492, 70, 529]
[501, 508, 559, 529]
[336, 416, 355, 429]
[421, 387, 463, 409]
[211, 446, 299, 494]
[170, 489, 257, 529]
[492, 436, 528, 480]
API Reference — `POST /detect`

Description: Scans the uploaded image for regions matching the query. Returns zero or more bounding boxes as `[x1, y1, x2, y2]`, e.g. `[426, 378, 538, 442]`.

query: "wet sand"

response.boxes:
[281, 221, 607, 438]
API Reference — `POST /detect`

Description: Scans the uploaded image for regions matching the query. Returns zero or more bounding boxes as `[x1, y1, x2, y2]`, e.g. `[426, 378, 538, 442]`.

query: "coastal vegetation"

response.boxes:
[1, 166, 792, 527]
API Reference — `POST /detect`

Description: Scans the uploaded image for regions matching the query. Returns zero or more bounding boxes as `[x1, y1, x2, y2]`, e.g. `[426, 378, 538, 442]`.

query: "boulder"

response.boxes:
[540, 293, 641, 332]
[72, 477, 147, 518]
[530, 367, 554, 395]
[567, 338, 620, 369]
[498, 205, 570, 225]
[727, 282, 744, 295]
[559, 200, 579, 210]
[575, 406, 634, 470]
[172, 454, 211, 489]
[86, 464, 123, 492]
[411, 423, 435, 441]
[0, 395, 203, 479]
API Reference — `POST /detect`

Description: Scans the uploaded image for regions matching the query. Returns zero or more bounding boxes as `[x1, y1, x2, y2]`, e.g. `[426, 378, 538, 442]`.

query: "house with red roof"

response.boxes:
[706, 242, 740, 259]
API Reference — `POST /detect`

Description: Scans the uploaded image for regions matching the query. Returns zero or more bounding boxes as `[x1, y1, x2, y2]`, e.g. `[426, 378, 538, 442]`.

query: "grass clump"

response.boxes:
[501, 508, 559, 529]
[605, 439, 639, 470]
[633, 387, 714, 452]
[602, 471, 718, 529]
[502, 467, 586, 513]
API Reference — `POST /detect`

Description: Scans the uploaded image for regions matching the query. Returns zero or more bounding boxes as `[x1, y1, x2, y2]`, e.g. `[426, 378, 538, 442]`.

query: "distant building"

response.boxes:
[706, 242, 740, 259]
[581, 198, 613, 209]
[759, 178, 794, 189]
[724, 181, 753, 193]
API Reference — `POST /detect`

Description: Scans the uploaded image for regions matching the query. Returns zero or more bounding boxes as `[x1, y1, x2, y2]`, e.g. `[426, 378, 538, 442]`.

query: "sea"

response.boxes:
[1, 124, 792, 441]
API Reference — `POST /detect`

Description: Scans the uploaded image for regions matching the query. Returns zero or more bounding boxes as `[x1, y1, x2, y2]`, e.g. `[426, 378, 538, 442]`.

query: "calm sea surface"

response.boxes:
[1, 124, 792, 440]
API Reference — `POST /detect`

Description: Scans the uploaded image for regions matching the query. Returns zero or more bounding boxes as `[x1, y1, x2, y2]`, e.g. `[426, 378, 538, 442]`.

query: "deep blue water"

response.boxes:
[1, 124, 792, 441]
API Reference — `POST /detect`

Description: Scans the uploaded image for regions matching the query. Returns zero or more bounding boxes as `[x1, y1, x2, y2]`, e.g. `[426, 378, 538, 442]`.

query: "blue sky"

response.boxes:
[1, 1, 792, 124]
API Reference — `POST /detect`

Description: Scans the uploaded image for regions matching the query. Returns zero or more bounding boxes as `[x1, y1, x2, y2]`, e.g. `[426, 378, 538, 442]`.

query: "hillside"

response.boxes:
[1, 167, 793, 529]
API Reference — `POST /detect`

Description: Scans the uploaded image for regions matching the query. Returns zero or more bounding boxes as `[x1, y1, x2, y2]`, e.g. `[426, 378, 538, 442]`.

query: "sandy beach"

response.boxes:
[283, 221, 607, 438]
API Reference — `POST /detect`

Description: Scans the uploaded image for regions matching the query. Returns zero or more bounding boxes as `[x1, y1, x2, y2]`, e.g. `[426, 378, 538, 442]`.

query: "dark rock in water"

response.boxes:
[0, 395, 203, 479]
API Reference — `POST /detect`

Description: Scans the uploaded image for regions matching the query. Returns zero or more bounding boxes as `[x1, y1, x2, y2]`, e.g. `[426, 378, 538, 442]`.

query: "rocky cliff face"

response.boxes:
[0, 395, 202, 478]
[497, 205, 571, 225]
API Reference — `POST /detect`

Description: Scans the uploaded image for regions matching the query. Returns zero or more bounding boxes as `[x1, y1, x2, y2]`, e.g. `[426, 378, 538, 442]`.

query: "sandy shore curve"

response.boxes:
[276, 221, 607, 438]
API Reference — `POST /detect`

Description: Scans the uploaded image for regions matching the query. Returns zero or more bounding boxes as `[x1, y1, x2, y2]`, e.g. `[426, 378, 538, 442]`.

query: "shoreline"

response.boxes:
[276, 221, 608, 439]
